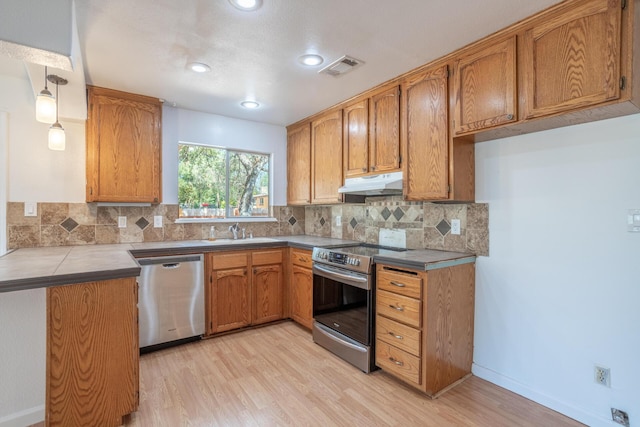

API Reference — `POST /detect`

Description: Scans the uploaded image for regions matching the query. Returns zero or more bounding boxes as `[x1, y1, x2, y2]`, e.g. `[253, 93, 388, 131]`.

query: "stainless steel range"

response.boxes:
[311, 244, 405, 373]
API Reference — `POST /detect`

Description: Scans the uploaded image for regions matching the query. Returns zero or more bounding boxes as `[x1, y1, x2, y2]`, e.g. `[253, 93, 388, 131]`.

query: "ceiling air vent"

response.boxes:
[319, 55, 364, 77]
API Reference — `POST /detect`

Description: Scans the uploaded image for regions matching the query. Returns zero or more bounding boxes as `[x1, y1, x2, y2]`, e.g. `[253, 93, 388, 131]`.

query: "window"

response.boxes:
[178, 143, 270, 219]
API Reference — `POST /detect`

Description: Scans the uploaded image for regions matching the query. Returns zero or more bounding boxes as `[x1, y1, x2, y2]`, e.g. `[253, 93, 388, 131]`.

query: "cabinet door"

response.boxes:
[453, 37, 517, 135]
[402, 65, 449, 201]
[290, 265, 313, 329]
[343, 99, 369, 177]
[253, 264, 283, 325]
[287, 122, 311, 205]
[311, 110, 343, 204]
[47, 278, 138, 427]
[521, 0, 622, 119]
[86, 86, 162, 203]
[369, 86, 400, 172]
[211, 268, 250, 333]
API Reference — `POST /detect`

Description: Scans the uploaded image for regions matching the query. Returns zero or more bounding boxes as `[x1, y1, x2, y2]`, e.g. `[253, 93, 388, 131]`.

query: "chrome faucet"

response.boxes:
[229, 223, 240, 239]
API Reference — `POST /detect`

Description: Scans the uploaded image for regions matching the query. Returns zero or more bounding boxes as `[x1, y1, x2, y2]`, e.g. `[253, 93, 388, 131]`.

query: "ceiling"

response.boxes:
[32, 0, 566, 126]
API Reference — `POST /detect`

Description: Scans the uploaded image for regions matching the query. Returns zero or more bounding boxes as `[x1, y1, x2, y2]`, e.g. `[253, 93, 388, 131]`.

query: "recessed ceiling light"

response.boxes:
[241, 100, 260, 109]
[228, 0, 262, 11]
[189, 62, 211, 73]
[298, 54, 324, 67]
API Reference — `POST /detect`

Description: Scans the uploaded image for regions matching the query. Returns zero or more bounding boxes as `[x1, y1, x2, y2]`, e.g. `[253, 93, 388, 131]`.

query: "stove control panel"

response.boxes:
[312, 247, 368, 273]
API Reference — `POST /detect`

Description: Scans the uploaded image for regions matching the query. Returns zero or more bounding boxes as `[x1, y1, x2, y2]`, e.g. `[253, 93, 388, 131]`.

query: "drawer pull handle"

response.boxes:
[389, 357, 404, 366]
[389, 304, 404, 312]
[390, 281, 405, 287]
[388, 332, 403, 340]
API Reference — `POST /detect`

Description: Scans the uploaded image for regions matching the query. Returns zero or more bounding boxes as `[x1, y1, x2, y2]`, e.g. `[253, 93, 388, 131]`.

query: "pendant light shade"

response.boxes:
[48, 122, 65, 150]
[36, 67, 56, 123]
[46, 75, 68, 151]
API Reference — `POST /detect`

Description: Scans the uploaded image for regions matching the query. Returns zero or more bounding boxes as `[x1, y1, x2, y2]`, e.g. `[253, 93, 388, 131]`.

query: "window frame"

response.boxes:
[176, 141, 275, 223]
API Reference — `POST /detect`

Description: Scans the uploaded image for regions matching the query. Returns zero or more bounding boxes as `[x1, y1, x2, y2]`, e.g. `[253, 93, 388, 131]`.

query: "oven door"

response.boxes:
[312, 263, 372, 346]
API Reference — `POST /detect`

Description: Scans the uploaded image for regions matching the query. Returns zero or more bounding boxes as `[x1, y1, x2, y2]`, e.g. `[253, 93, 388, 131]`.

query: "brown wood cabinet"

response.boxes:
[311, 109, 343, 204]
[287, 122, 312, 205]
[343, 86, 401, 178]
[209, 252, 250, 333]
[252, 250, 284, 325]
[46, 278, 138, 427]
[207, 249, 285, 334]
[86, 86, 162, 203]
[402, 65, 450, 201]
[521, 0, 623, 119]
[375, 262, 475, 397]
[289, 248, 313, 329]
[453, 36, 517, 135]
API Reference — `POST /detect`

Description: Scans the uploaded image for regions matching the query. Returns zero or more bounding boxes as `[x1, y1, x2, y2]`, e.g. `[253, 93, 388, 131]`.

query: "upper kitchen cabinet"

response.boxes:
[343, 86, 401, 178]
[311, 109, 343, 204]
[402, 65, 450, 201]
[86, 86, 162, 203]
[286, 122, 311, 205]
[521, 0, 623, 119]
[453, 36, 518, 135]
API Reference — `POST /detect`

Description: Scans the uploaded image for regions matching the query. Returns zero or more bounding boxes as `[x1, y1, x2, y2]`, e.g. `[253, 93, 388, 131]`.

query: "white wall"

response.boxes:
[162, 106, 287, 206]
[0, 112, 7, 255]
[0, 288, 46, 427]
[0, 69, 86, 203]
[474, 114, 640, 427]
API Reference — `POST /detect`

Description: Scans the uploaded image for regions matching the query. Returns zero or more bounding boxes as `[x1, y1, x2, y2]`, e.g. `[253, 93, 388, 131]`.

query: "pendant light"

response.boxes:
[35, 66, 56, 123]
[47, 75, 68, 151]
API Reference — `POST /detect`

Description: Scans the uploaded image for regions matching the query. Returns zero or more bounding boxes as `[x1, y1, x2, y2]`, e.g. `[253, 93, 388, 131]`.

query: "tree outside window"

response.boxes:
[178, 143, 270, 218]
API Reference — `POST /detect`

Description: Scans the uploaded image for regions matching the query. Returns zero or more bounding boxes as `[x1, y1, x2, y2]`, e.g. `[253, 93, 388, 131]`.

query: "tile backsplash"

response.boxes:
[6, 203, 304, 249]
[305, 196, 489, 256]
[6, 198, 489, 256]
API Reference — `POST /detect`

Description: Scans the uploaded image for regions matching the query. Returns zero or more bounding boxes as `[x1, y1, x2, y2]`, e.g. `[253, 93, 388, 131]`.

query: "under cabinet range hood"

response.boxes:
[338, 171, 403, 196]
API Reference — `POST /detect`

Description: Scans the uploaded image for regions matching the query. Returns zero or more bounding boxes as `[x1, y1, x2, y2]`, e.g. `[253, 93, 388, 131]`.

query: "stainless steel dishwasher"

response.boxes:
[137, 254, 205, 350]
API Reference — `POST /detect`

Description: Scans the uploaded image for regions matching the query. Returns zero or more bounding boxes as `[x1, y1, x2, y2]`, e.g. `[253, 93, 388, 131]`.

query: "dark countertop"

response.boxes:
[373, 249, 476, 271]
[0, 236, 360, 293]
[0, 235, 474, 293]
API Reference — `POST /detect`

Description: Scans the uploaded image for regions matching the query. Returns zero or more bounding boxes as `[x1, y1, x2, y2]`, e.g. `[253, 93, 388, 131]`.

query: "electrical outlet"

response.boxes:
[594, 365, 611, 387]
[611, 408, 630, 427]
[118, 216, 127, 228]
[336, 215, 341, 226]
[451, 219, 461, 235]
[24, 202, 37, 217]
[153, 216, 163, 228]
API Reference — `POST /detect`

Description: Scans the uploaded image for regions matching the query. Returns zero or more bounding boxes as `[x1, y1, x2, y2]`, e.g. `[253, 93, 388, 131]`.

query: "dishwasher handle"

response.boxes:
[162, 263, 180, 269]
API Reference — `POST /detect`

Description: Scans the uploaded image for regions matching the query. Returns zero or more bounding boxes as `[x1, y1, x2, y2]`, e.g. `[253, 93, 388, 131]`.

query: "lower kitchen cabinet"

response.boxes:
[289, 248, 313, 329]
[208, 249, 285, 334]
[252, 250, 284, 325]
[375, 262, 475, 397]
[46, 278, 139, 427]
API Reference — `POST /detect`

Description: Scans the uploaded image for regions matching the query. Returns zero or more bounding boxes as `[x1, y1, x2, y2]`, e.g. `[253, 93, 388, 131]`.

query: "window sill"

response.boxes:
[175, 217, 278, 224]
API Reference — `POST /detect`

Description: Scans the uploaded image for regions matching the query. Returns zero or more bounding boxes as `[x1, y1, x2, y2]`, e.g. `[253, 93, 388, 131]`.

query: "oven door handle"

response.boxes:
[312, 263, 371, 290]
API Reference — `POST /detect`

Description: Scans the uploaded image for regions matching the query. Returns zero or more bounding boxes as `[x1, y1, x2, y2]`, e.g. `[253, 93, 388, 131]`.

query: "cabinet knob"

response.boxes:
[506, 114, 514, 120]
[362, 167, 367, 172]
[371, 166, 376, 171]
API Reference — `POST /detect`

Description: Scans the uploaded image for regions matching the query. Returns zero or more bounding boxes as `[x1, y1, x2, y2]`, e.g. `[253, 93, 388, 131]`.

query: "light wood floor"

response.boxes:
[123, 321, 584, 427]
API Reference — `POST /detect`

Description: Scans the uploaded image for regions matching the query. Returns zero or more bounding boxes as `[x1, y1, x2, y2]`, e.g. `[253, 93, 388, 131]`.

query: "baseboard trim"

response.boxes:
[472, 363, 609, 427]
[0, 405, 44, 427]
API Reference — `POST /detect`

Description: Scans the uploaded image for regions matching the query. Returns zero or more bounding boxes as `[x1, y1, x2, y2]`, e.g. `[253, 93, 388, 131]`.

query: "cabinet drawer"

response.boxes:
[290, 249, 312, 268]
[211, 252, 248, 270]
[376, 290, 421, 328]
[376, 340, 421, 386]
[377, 267, 422, 299]
[376, 315, 421, 357]
[252, 250, 283, 266]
